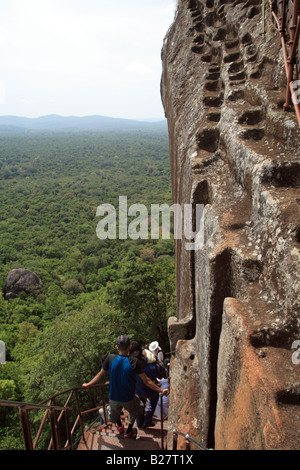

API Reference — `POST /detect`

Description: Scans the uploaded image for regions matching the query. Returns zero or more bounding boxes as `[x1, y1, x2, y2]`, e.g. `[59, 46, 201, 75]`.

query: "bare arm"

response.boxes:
[139, 372, 169, 396]
[82, 369, 107, 388]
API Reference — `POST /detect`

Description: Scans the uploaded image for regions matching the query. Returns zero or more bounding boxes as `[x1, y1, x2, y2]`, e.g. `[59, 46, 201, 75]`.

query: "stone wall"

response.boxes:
[161, 0, 300, 450]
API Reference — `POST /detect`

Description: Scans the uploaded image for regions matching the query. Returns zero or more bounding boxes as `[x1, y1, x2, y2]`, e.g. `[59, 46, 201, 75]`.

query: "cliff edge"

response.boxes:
[161, 0, 300, 450]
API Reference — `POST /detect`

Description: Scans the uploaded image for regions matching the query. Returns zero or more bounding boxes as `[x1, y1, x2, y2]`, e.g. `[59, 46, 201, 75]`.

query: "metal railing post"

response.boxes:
[285, 0, 299, 108]
[64, 408, 73, 450]
[172, 430, 178, 450]
[185, 434, 191, 450]
[49, 408, 60, 450]
[270, 0, 300, 123]
[74, 389, 85, 442]
[160, 395, 164, 450]
[19, 407, 33, 451]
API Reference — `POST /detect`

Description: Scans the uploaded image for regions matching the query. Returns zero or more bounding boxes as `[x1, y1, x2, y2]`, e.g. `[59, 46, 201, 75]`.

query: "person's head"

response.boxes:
[129, 340, 144, 362]
[149, 341, 159, 355]
[130, 349, 144, 362]
[116, 335, 131, 355]
[130, 340, 142, 353]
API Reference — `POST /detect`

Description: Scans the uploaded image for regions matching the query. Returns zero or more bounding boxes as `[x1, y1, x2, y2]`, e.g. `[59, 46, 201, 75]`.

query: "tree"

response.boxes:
[107, 259, 176, 351]
[0, 129, 174, 448]
[62, 279, 84, 295]
[16, 299, 131, 403]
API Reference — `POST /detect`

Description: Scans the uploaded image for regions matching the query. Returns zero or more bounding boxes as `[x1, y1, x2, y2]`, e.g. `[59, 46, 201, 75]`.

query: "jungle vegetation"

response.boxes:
[0, 129, 176, 449]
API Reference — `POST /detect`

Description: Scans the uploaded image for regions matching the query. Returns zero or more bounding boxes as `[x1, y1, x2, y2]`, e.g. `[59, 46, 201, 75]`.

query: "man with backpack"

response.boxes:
[82, 335, 169, 439]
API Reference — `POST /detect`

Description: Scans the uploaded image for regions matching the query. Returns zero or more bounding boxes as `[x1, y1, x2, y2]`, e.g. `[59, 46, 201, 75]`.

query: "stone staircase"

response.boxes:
[77, 415, 167, 451]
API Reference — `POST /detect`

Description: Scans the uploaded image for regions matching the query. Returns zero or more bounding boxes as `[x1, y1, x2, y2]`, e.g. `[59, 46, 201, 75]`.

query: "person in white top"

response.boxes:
[154, 377, 170, 420]
[149, 341, 164, 363]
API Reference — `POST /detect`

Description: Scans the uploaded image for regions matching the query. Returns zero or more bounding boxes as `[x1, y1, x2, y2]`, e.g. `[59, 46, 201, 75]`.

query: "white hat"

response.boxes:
[149, 341, 159, 352]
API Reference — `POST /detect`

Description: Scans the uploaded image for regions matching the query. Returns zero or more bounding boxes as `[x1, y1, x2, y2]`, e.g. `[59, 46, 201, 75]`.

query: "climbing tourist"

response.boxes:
[131, 341, 168, 380]
[149, 341, 164, 363]
[130, 348, 161, 428]
[131, 340, 156, 363]
[154, 376, 170, 420]
[82, 335, 169, 439]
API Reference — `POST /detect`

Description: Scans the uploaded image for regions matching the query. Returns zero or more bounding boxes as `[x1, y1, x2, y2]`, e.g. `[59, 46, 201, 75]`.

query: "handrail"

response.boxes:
[0, 383, 167, 450]
[172, 429, 213, 451]
[0, 384, 108, 450]
[0, 399, 71, 411]
[269, 0, 300, 125]
[38, 385, 90, 405]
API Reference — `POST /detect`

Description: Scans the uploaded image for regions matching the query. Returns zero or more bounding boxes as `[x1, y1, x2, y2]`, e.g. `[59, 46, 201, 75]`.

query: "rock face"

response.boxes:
[161, 0, 300, 450]
[3, 269, 43, 300]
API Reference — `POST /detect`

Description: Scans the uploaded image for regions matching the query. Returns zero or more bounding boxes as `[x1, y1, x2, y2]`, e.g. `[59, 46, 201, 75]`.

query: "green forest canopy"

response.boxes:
[0, 130, 176, 449]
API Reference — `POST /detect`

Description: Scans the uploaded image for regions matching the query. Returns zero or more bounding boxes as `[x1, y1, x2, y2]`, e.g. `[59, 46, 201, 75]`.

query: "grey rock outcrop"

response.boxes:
[3, 268, 43, 300]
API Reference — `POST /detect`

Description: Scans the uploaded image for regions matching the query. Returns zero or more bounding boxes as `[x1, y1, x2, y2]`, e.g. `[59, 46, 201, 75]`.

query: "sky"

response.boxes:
[0, 0, 177, 120]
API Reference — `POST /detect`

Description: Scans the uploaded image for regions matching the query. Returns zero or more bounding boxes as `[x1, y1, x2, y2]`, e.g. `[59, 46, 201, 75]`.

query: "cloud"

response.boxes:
[21, 98, 33, 105]
[0, 82, 6, 105]
[0, 0, 177, 119]
[0, 32, 7, 46]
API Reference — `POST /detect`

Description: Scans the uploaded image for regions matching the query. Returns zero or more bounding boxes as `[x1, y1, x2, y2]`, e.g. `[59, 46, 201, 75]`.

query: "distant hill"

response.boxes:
[0, 114, 168, 133]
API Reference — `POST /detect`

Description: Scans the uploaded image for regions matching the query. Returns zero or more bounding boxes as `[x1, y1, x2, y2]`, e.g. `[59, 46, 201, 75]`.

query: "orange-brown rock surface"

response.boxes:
[161, 0, 300, 450]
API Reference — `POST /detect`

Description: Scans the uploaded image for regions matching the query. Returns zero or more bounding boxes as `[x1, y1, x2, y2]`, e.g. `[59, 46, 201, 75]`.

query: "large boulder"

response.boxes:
[3, 268, 42, 300]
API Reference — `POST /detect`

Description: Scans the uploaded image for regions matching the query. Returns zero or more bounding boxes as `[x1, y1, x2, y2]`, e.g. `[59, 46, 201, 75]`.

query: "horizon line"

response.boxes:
[0, 113, 167, 123]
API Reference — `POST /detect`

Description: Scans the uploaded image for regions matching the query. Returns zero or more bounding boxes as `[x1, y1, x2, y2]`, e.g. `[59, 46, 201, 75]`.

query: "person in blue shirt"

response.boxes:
[82, 335, 169, 439]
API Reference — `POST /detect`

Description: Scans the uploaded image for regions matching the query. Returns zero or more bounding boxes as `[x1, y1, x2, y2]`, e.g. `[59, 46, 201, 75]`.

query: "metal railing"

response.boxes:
[0, 384, 168, 450]
[269, 0, 300, 125]
[172, 429, 213, 451]
[0, 384, 108, 450]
